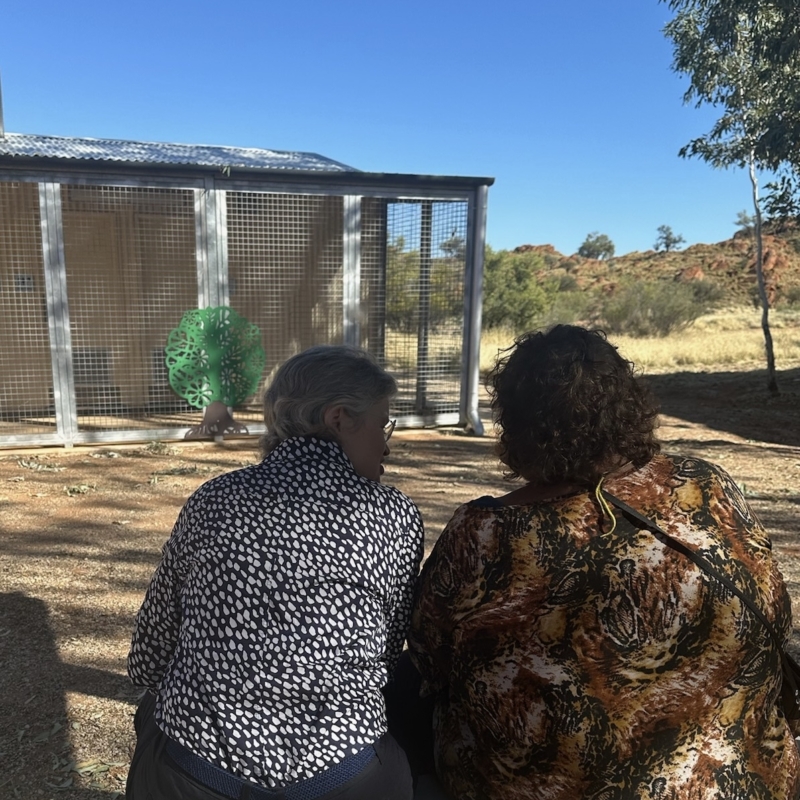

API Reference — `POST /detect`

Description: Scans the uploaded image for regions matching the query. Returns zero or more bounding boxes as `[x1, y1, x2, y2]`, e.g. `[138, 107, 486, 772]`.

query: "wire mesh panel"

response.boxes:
[360, 197, 388, 362]
[59, 185, 198, 431]
[226, 192, 345, 424]
[377, 199, 468, 420]
[0, 181, 54, 435]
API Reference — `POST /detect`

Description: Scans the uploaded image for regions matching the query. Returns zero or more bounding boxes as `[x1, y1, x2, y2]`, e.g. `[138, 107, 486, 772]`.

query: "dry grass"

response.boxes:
[383, 328, 463, 373]
[479, 307, 800, 374]
[374, 308, 800, 377]
[612, 308, 800, 373]
[479, 327, 517, 372]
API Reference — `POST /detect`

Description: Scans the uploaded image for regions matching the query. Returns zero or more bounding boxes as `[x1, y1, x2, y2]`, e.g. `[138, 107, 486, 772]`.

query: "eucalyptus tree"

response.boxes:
[662, 1, 795, 392]
[654, 225, 685, 252]
[663, 1, 800, 170]
[577, 232, 615, 260]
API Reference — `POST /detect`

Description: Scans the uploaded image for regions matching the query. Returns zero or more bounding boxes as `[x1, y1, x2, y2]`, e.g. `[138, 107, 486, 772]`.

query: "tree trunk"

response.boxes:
[184, 400, 249, 441]
[749, 153, 779, 394]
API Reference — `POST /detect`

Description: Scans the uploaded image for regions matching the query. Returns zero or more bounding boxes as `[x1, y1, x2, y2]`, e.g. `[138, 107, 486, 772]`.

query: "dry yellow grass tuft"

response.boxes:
[479, 327, 518, 372]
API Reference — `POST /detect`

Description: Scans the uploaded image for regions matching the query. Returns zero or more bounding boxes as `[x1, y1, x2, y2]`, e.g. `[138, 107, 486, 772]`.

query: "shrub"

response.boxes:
[557, 273, 579, 292]
[601, 280, 709, 337]
[482, 247, 556, 331]
[385, 240, 463, 333]
[689, 279, 726, 307]
[539, 290, 595, 327]
[781, 285, 800, 306]
[561, 258, 579, 273]
[749, 285, 769, 309]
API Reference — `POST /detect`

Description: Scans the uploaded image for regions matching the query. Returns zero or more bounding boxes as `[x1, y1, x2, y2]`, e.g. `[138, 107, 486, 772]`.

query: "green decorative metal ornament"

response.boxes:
[165, 307, 266, 439]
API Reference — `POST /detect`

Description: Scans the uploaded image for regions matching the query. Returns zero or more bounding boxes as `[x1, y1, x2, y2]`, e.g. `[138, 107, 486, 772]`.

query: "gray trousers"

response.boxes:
[126, 691, 414, 800]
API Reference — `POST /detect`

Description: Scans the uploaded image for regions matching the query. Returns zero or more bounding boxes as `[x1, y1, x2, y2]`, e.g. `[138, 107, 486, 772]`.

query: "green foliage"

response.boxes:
[578, 232, 615, 260]
[601, 280, 711, 337]
[763, 172, 800, 226]
[385, 241, 422, 331]
[663, 3, 797, 171]
[440, 234, 466, 260]
[540, 291, 594, 328]
[165, 306, 266, 409]
[385, 238, 463, 333]
[734, 209, 756, 235]
[557, 273, 579, 292]
[482, 247, 555, 331]
[689, 279, 726, 307]
[663, 1, 800, 174]
[481, 248, 597, 332]
[539, 251, 563, 270]
[654, 225, 686, 252]
[781, 286, 800, 307]
[748, 284, 766, 309]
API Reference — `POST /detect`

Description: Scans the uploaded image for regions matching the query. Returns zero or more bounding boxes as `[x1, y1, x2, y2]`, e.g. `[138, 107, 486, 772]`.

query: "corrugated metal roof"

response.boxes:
[0, 132, 358, 172]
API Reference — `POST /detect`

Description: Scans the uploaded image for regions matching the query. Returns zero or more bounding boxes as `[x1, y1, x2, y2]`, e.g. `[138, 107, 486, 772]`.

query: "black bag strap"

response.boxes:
[600, 488, 799, 701]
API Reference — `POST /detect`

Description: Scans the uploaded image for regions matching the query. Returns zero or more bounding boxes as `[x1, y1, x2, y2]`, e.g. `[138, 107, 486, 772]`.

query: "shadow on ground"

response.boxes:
[643, 366, 800, 447]
[0, 592, 133, 798]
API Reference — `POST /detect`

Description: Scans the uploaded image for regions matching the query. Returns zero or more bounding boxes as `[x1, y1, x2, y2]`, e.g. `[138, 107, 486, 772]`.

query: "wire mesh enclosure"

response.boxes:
[0, 149, 490, 448]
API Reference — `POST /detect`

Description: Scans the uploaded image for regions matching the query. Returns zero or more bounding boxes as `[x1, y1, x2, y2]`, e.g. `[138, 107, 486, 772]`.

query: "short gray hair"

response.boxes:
[259, 345, 397, 458]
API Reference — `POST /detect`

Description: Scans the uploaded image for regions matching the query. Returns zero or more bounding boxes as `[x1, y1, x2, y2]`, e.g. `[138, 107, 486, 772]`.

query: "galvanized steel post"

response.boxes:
[342, 195, 362, 347]
[195, 178, 229, 308]
[461, 184, 488, 435]
[39, 183, 78, 445]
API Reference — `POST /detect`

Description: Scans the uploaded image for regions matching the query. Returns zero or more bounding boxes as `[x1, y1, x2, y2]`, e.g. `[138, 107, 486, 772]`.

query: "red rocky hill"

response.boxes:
[514, 224, 800, 305]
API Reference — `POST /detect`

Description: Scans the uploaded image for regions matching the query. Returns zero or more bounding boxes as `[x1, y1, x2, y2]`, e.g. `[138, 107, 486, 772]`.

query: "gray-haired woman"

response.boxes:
[127, 345, 424, 800]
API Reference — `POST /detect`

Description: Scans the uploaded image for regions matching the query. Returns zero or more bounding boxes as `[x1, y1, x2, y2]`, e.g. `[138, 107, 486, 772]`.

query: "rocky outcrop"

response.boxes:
[676, 265, 705, 282]
[512, 228, 800, 304]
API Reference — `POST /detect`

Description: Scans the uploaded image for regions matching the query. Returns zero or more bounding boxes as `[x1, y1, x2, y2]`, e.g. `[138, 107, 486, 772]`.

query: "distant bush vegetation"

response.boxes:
[385, 237, 464, 333]
[782, 285, 800, 306]
[600, 280, 720, 337]
[384, 240, 729, 339]
[480, 247, 726, 337]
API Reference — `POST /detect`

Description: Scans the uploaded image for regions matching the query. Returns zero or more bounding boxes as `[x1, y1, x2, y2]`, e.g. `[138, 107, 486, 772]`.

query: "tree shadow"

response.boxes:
[0, 592, 131, 798]
[643, 366, 800, 447]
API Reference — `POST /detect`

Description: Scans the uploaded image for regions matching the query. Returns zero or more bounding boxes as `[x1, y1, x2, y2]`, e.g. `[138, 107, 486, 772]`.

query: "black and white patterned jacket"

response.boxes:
[128, 436, 424, 788]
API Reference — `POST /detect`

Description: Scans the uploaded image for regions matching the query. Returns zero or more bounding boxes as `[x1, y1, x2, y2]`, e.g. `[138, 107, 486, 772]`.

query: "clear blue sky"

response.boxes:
[1, 0, 756, 256]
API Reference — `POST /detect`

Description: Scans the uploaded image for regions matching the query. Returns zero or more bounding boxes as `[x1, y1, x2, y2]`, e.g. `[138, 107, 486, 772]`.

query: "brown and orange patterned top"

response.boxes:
[409, 454, 799, 800]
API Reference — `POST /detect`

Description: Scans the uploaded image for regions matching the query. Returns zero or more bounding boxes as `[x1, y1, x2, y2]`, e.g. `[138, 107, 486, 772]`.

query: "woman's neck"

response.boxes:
[496, 460, 636, 507]
[497, 482, 583, 506]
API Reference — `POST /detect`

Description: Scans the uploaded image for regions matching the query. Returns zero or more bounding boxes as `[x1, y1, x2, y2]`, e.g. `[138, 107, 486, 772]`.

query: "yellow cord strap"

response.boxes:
[595, 476, 617, 535]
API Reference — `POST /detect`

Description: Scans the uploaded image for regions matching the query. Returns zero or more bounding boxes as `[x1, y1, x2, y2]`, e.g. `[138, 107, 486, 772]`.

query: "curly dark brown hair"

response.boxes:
[488, 325, 660, 486]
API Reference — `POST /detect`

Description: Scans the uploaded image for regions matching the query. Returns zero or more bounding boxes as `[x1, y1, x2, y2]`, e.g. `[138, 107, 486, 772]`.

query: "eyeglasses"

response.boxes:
[383, 419, 397, 442]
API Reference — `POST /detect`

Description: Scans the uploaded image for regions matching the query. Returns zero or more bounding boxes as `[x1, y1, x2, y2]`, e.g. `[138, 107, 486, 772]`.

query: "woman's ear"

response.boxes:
[322, 404, 347, 435]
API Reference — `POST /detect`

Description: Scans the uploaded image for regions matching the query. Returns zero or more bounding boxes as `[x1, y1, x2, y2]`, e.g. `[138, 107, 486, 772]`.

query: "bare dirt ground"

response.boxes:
[1, 365, 799, 800]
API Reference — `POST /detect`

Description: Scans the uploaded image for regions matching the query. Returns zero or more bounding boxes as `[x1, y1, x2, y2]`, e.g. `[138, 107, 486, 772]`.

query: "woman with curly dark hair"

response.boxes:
[409, 325, 799, 800]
